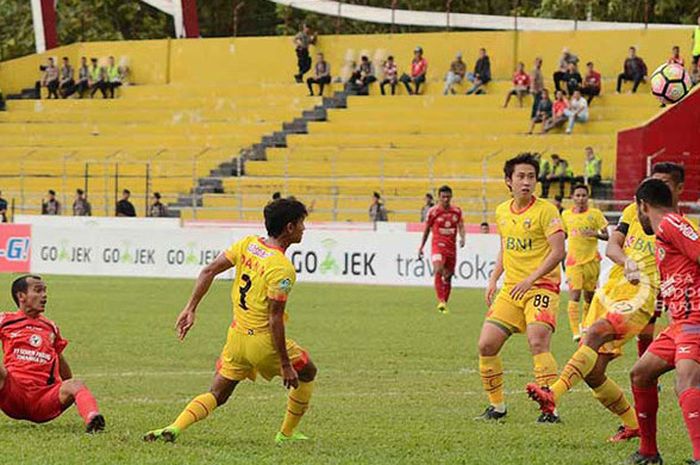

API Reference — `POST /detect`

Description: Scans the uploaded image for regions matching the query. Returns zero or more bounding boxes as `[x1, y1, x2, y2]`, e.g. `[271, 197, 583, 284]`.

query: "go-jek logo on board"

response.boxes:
[0, 224, 31, 273]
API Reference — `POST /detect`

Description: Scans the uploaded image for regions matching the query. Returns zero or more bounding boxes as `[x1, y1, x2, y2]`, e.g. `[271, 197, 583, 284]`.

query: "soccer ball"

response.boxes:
[650, 63, 692, 104]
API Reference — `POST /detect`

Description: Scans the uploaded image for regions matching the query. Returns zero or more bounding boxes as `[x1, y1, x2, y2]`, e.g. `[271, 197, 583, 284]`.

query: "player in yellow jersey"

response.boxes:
[144, 198, 317, 445]
[561, 184, 609, 342]
[527, 162, 686, 442]
[476, 153, 566, 422]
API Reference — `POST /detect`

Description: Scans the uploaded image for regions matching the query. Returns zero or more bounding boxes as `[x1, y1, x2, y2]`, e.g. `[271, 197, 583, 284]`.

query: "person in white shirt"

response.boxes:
[563, 90, 588, 134]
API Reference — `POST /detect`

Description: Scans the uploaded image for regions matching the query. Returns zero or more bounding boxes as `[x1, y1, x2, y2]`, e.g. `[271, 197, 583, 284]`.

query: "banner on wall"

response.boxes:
[0, 225, 32, 273]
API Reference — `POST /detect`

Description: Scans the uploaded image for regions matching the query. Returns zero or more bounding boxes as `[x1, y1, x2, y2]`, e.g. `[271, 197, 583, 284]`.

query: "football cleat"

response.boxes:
[536, 412, 561, 423]
[143, 426, 181, 443]
[526, 383, 556, 415]
[626, 451, 663, 464]
[85, 413, 106, 434]
[437, 302, 449, 314]
[275, 431, 309, 445]
[608, 425, 640, 443]
[474, 405, 507, 421]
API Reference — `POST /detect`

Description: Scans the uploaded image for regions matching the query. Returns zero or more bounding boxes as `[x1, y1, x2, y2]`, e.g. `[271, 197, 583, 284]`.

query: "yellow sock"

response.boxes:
[582, 300, 591, 322]
[479, 355, 505, 407]
[533, 352, 558, 388]
[567, 300, 580, 338]
[592, 377, 638, 429]
[172, 392, 218, 431]
[281, 381, 314, 437]
[551, 345, 598, 401]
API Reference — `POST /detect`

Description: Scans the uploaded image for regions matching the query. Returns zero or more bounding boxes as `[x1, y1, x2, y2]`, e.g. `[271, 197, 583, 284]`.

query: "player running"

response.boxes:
[561, 184, 609, 341]
[144, 198, 317, 445]
[0, 275, 104, 432]
[627, 179, 700, 465]
[476, 153, 565, 422]
[418, 185, 465, 314]
[526, 162, 685, 442]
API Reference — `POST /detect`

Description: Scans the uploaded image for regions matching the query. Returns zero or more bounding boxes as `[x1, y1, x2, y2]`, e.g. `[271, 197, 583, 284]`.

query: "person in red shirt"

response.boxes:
[580, 61, 602, 104]
[542, 90, 569, 133]
[668, 45, 685, 66]
[399, 46, 428, 95]
[0, 275, 104, 432]
[628, 179, 700, 465]
[418, 185, 465, 314]
[503, 62, 531, 108]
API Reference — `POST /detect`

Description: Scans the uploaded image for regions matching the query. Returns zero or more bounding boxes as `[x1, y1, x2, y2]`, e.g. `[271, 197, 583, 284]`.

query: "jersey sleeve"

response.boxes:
[660, 217, 700, 264]
[224, 239, 243, 265]
[425, 207, 436, 228]
[561, 211, 570, 235]
[265, 261, 296, 303]
[53, 327, 68, 355]
[616, 204, 635, 235]
[595, 210, 608, 231]
[541, 204, 564, 238]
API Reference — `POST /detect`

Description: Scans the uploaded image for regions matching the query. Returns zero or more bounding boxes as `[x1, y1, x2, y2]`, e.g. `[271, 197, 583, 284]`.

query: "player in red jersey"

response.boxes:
[0, 275, 104, 432]
[628, 179, 700, 465]
[418, 185, 465, 314]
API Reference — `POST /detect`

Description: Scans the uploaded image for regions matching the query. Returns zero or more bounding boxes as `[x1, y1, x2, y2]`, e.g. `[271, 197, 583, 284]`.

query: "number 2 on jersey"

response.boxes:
[239, 274, 252, 310]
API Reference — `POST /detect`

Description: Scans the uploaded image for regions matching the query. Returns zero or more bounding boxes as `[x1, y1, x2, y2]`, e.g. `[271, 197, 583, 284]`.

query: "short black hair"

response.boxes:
[373, 192, 381, 199]
[123, 189, 131, 195]
[48, 189, 56, 195]
[11, 275, 42, 307]
[636, 178, 673, 208]
[504, 153, 539, 179]
[425, 192, 433, 200]
[272, 192, 282, 200]
[652, 161, 685, 184]
[572, 184, 589, 194]
[264, 198, 308, 238]
[438, 185, 452, 195]
[388, 55, 394, 60]
[76, 188, 84, 195]
[554, 194, 563, 202]
[62, 56, 68, 61]
[587, 61, 593, 66]
[480, 221, 489, 227]
[154, 192, 161, 199]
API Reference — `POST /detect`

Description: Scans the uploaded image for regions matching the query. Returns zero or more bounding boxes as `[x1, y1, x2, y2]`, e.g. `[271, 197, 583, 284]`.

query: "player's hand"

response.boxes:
[624, 258, 641, 285]
[485, 280, 498, 307]
[580, 229, 598, 238]
[175, 308, 196, 341]
[281, 364, 299, 389]
[510, 277, 534, 301]
[459, 237, 465, 248]
[418, 248, 424, 260]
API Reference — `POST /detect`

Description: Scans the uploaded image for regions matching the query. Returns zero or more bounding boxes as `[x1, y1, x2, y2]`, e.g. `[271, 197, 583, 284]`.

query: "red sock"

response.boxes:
[444, 276, 452, 303]
[637, 337, 653, 357]
[434, 272, 445, 302]
[75, 387, 100, 424]
[633, 385, 659, 456]
[679, 388, 700, 460]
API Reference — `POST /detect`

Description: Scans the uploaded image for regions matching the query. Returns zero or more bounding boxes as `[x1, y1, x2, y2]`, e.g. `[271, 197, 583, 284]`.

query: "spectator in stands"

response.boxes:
[272, 192, 282, 201]
[399, 47, 428, 95]
[616, 46, 647, 93]
[40, 58, 60, 99]
[692, 62, 700, 85]
[149, 192, 168, 217]
[420, 193, 434, 222]
[72, 189, 91, 216]
[573, 147, 602, 194]
[562, 61, 582, 96]
[668, 45, 685, 66]
[563, 90, 588, 134]
[58, 57, 75, 99]
[306, 52, 331, 96]
[480, 222, 490, 234]
[527, 88, 552, 134]
[548, 154, 573, 198]
[89, 58, 107, 99]
[0, 191, 7, 223]
[353, 55, 377, 95]
[580, 61, 601, 104]
[466, 48, 491, 95]
[529, 57, 545, 118]
[503, 61, 530, 108]
[105, 56, 123, 98]
[534, 153, 552, 198]
[543, 90, 569, 133]
[443, 52, 466, 95]
[293, 23, 316, 83]
[369, 192, 388, 222]
[380, 56, 398, 95]
[74, 57, 90, 98]
[553, 47, 579, 93]
[116, 189, 136, 217]
[41, 190, 61, 215]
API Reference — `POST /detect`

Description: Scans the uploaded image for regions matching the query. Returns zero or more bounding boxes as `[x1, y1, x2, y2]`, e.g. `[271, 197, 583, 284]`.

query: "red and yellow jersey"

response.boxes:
[495, 197, 564, 292]
[609, 202, 658, 289]
[224, 235, 296, 333]
[562, 207, 608, 266]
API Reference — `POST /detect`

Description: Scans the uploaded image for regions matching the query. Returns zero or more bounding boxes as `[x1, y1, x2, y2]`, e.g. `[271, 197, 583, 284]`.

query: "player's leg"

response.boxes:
[441, 254, 456, 308]
[476, 321, 511, 419]
[637, 319, 656, 357]
[432, 255, 447, 312]
[59, 379, 104, 433]
[676, 359, 700, 462]
[567, 287, 583, 342]
[582, 290, 595, 323]
[278, 357, 317, 443]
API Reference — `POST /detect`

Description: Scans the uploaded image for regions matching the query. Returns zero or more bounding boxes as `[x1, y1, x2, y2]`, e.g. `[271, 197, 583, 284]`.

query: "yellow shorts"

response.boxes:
[566, 260, 600, 292]
[217, 326, 308, 382]
[486, 285, 560, 334]
[582, 277, 656, 357]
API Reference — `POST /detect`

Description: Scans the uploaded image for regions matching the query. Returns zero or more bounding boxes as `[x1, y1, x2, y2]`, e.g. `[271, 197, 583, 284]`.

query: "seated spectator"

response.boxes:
[420, 193, 434, 222]
[573, 147, 602, 195]
[692, 62, 700, 85]
[0, 191, 7, 222]
[503, 61, 530, 108]
[668, 45, 685, 66]
[58, 57, 75, 98]
[543, 90, 569, 133]
[105, 56, 123, 98]
[480, 222, 490, 234]
[369, 192, 388, 222]
[553, 48, 579, 93]
[399, 47, 428, 95]
[74, 56, 90, 98]
[443, 52, 466, 95]
[563, 90, 588, 134]
[616, 46, 647, 93]
[116, 189, 136, 217]
[0, 87, 5, 111]
[353, 55, 377, 95]
[89, 58, 107, 98]
[41, 190, 61, 215]
[466, 48, 491, 95]
[562, 61, 582, 96]
[149, 192, 169, 217]
[380, 56, 398, 95]
[72, 189, 92, 216]
[548, 154, 574, 198]
[306, 52, 331, 96]
[39, 58, 60, 99]
[580, 61, 601, 104]
[529, 57, 544, 118]
[527, 88, 552, 134]
[534, 153, 552, 198]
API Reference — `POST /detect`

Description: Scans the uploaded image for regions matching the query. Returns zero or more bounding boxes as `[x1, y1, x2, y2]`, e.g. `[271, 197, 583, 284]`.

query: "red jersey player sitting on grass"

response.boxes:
[628, 179, 700, 465]
[418, 185, 465, 314]
[0, 275, 104, 432]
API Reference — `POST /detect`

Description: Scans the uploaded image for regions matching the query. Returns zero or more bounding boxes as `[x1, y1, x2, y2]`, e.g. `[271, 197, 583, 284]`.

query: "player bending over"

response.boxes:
[476, 153, 566, 422]
[627, 179, 700, 465]
[418, 185, 465, 314]
[561, 184, 609, 341]
[144, 198, 317, 445]
[0, 275, 104, 432]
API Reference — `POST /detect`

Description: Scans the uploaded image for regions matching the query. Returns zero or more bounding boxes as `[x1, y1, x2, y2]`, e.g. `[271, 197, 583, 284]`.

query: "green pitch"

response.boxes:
[0, 275, 689, 464]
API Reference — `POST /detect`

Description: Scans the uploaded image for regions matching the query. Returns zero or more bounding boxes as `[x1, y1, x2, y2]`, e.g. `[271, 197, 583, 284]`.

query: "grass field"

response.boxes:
[0, 275, 691, 464]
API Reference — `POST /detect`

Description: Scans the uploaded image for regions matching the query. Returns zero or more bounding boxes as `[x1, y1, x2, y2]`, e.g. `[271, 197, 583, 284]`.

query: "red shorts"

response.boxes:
[431, 249, 456, 274]
[648, 322, 700, 367]
[0, 372, 65, 423]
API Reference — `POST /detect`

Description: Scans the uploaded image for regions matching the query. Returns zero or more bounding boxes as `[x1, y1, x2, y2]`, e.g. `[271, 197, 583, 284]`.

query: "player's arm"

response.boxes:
[485, 245, 503, 306]
[175, 252, 234, 340]
[269, 299, 298, 389]
[458, 217, 466, 248]
[58, 354, 72, 380]
[596, 226, 610, 241]
[510, 230, 565, 300]
[418, 218, 432, 259]
[606, 217, 641, 284]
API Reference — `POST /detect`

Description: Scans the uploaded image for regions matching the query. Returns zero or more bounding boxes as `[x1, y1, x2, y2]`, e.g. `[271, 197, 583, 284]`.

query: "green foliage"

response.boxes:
[0, 0, 34, 61]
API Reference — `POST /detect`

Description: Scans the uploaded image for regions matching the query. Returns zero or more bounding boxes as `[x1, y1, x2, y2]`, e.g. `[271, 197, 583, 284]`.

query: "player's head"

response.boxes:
[651, 162, 684, 207]
[11, 275, 47, 313]
[571, 184, 589, 209]
[480, 222, 490, 234]
[264, 198, 308, 244]
[636, 178, 674, 235]
[504, 153, 539, 198]
[437, 185, 452, 208]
